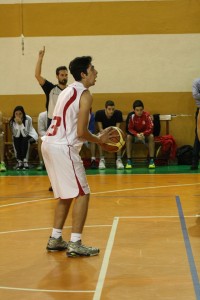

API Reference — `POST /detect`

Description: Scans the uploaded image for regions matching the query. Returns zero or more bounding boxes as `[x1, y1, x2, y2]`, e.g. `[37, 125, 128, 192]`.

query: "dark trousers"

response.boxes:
[192, 108, 200, 165]
[13, 135, 34, 161]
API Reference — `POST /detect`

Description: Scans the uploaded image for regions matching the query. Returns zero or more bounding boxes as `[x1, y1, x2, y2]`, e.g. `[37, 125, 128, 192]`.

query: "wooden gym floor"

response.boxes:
[0, 167, 200, 300]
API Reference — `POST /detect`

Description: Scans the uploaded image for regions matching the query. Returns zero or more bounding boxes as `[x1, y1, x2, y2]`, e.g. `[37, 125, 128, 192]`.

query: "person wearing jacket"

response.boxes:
[9, 106, 38, 170]
[125, 99, 155, 169]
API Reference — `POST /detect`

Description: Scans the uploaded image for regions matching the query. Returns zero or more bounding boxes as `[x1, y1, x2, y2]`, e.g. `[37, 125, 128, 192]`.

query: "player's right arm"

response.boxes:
[35, 46, 46, 86]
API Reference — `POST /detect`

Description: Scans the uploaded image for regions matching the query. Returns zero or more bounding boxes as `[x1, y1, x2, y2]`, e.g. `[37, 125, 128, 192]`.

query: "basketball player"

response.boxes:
[42, 56, 113, 257]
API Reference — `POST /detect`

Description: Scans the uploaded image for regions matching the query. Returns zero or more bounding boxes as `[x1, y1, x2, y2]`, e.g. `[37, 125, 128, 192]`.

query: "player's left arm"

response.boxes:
[77, 91, 114, 144]
[77, 91, 102, 143]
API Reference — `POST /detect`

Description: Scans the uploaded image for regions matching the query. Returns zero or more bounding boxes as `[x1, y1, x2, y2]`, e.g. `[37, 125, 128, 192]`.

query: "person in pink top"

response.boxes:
[125, 99, 155, 169]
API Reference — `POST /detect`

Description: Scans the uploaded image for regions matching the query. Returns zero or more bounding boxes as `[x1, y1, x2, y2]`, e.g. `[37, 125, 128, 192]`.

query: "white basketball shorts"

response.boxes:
[42, 142, 90, 199]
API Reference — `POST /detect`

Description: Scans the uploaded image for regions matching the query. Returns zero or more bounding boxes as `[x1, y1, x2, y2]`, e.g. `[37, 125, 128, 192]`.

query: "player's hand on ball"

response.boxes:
[98, 127, 116, 144]
[98, 126, 126, 153]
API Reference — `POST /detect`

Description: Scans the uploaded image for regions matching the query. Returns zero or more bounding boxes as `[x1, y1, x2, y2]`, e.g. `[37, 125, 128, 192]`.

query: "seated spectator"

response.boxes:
[125, 100, 155, 169]
[0, 111, 6, 171]
[37, 111, 48, 170]
[36, 110, 53, 191]
[9, 106, 38, 170]
[95, 100, 124, 169]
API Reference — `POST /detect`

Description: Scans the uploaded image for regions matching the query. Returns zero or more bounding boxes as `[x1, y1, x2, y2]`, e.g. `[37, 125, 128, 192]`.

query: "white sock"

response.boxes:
[70, 233, 82, 242]
[51, 228, 62, 239]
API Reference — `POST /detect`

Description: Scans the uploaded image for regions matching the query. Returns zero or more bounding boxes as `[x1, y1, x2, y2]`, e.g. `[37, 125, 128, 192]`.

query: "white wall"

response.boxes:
[0, 34, 199, 95]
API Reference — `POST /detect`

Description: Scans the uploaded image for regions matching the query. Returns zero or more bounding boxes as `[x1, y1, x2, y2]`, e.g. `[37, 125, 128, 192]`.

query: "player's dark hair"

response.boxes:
[105, 100, 115, 108]
[69, 56, 92, 81]
[133, 100, 144, 109]
[56, 66, 68, 75]
[10, 105, 27, 126]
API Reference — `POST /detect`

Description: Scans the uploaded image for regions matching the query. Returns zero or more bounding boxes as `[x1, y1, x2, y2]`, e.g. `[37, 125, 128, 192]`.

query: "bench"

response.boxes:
[121, 114, 172, 164]
[3, 115, 172, 165]
[81, 114, 173, 167]
[158, 114, 172, 135]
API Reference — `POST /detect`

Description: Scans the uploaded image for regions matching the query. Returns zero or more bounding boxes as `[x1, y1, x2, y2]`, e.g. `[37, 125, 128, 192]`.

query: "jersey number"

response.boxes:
[47, 116, 61, 136]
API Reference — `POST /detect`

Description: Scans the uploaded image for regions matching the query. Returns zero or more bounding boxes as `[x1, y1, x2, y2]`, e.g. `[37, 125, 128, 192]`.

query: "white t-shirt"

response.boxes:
[10, 115, 38, 141]
[38, 111, 48, 137]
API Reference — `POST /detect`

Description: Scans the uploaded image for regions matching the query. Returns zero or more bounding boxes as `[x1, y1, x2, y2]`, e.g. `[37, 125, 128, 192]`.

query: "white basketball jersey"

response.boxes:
[43, 81, 87, 147]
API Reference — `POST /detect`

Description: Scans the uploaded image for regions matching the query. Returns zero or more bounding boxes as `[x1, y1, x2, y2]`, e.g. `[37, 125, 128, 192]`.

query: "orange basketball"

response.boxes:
[100, 126, 126, 153]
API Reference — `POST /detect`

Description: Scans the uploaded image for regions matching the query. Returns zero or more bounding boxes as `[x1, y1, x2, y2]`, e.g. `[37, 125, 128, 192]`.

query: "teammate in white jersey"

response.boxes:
[42, 56, 113, 257]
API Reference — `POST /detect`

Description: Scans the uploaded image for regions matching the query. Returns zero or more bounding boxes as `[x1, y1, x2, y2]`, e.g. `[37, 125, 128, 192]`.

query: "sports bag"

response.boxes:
[176, 145, 193, 165]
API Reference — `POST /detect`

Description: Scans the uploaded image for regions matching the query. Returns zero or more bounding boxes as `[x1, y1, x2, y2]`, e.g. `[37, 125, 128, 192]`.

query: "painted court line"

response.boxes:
[91, 182, 200, 195]
[0, 215, 198, 235]
[1, 183, 200, 297]
[118, 215, 198, 219]
[0, 286, 94, 293]
[1, 214, 199, 296]
[0, 216, 198, 235]
[1, 182, 200, 209]
[0, 197, 53, 208]
[0, 222, 116, 295]
[93, 217, 119, 300]
[176, 196, 200, 300]
[0, 224, 111, 235]
[93, 212, 200, 299]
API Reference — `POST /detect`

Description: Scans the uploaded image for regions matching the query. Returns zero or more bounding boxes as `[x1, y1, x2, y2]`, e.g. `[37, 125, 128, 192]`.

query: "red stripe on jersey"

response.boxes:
[63, 88, 77, 130]
[64, 88, 85, 196]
